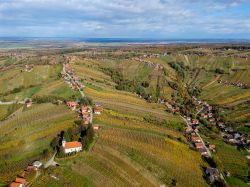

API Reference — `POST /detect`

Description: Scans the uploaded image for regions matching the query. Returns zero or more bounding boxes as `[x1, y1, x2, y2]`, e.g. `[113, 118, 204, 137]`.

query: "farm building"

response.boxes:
[62, 138, 82, 154]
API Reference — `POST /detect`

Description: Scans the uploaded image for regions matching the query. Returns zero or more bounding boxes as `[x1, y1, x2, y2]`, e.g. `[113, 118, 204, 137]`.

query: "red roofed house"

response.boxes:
[62, 138, 82, 154]
[66, 101, 79, 110]
[15, 178, 25, 184]
[81, 106, 91, 124]
[93, 106, 103, 115]
[191, 135, 202, 143]
[10, 178, 26, 187]
[201, 113, 208, 119]
[192, 119, 199, 125]
[195, 143, 204, 149]
[209, 144, 216, 150]
[9, 182, 23, 187]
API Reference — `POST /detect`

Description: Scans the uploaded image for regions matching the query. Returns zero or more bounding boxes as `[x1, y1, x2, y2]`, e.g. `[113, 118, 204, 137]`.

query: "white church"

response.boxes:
[62, 138, 82, 154]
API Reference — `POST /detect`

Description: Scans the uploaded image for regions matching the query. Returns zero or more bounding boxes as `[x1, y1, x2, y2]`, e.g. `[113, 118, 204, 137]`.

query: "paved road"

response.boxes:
[180, 115, 211, 157]
[63, 64, 85, 98]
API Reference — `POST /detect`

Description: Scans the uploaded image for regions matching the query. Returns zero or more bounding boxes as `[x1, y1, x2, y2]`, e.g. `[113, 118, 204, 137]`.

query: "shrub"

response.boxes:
[32, 95, 65, 103]
[215, 68, 225, 74]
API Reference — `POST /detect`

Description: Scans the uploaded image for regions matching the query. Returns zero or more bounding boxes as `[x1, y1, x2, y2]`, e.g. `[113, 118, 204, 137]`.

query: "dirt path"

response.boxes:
[202, 75, 221, 89]
[0, 100, 25, 105]
[44, 152, 58, 168]
[184, 55, 190, 65]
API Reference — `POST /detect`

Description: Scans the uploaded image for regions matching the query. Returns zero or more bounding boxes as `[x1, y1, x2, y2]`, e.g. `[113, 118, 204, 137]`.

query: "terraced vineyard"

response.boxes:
[0, 64, 78, 100]
[200, 82, 250, 105]
[33, 110, 207, 187]
[0, 103, 76, 183]
[1, 44, 250, 187]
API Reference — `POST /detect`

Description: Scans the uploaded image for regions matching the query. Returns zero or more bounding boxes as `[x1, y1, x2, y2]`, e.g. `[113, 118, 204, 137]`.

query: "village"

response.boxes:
[7, 59, 103, 187]
[184, 96, 250, 185]
[1, 49, 249, 186]
[163, 94, 250, 185]
[191, 96, 250, 150]
[218, 79, 249, 89]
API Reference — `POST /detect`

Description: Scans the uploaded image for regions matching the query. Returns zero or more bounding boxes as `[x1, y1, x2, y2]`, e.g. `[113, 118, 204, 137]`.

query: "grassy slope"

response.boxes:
[74, 57, 176, 101]
[0, 64, 78, 100]
[200, 82, 250, 105]
[33, 110, 208, 187]
[181, 53, 250, 186]
[71, 59, 180, 123]
[0, 105, 9, 120]
[0, 103, 76, 183]
[32, 57, 207, 187]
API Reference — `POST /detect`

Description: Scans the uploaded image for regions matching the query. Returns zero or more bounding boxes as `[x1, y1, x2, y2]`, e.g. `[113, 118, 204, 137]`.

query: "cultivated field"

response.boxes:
[0, 103, 76, 183]
[33, 110, 208, 187]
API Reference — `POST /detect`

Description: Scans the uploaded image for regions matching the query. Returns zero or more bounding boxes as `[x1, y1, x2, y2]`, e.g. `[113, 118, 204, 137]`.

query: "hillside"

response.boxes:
[0, 45, 249, 187]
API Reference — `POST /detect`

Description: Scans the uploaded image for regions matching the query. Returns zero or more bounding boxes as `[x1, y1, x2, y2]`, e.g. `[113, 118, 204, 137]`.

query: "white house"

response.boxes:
[32, 160, 42, 169]
[62, 139, 82, 154]
[93, 125, 100, 130]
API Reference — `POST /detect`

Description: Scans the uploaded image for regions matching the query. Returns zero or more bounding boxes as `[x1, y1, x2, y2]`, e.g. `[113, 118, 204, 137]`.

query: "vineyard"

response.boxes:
[85, 87, 180, 121]
[222, 69, 250, 85]
[0, 105, 9, 120]
[0, 64, 79, 100]
[202, 136, 249, 184]
[0, 45, 250, 186]
[200, 82, 250, 105]
[0, 103, 76, 184]
[94, 109, 184, 137]
[32, 109, 207, 187]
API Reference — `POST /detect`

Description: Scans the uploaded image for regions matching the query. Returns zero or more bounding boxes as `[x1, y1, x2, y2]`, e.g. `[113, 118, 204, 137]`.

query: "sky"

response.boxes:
[0, 0, 250, 39]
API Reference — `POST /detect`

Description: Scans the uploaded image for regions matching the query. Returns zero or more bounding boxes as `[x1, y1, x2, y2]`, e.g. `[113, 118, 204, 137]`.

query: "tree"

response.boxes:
[85, 124, 95, 148]
[79, 97, 93, 106]
[50, 137, 58, 150]
[42, 148, 49, 158]
[215, 68, 225, 74]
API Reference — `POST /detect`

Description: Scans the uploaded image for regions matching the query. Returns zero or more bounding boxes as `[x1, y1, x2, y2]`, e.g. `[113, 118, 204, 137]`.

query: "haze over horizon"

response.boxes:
[0, 0, 250, 39]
